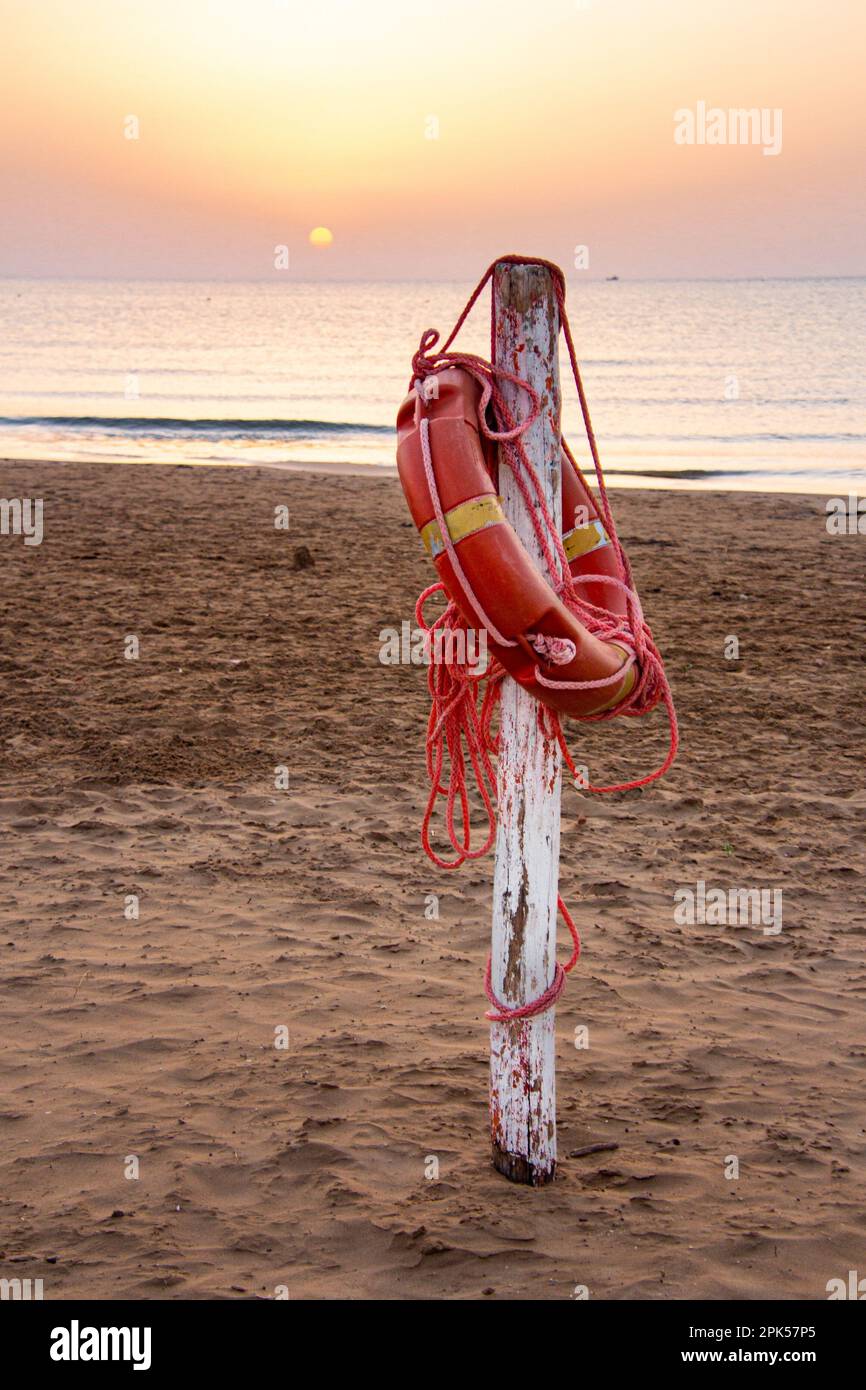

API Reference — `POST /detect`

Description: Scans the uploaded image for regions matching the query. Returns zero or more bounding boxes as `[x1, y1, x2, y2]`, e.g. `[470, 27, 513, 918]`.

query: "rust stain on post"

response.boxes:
[503, 800, 529, 997]
[503, 865, 530, 999]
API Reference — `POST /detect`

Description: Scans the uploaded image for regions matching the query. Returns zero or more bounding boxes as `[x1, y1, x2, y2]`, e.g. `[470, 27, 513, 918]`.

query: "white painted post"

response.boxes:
[489, 262, 562, 1185]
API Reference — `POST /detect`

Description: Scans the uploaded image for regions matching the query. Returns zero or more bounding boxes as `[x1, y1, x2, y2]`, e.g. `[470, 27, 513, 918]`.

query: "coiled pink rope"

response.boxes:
[410, 256, 679, 1022]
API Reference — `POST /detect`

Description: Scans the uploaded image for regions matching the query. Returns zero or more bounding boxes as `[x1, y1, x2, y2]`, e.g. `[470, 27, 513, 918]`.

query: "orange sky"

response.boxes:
[0, 0, 863, 279]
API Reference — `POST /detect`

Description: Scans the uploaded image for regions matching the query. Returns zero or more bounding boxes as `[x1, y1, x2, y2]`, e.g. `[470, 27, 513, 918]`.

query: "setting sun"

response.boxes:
[308, 227, 333, 248]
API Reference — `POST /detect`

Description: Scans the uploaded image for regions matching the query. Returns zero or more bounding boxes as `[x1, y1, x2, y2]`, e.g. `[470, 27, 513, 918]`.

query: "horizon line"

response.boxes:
[1, 272, 865, 287]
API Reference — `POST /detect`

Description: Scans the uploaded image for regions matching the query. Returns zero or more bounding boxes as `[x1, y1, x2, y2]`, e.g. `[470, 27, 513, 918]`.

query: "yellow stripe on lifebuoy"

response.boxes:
[562, 519, 610, 563]
[420, 494, 506, 558]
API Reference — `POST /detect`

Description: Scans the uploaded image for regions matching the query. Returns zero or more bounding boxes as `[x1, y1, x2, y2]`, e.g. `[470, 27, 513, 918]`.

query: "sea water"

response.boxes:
[0, 275, 862, 494]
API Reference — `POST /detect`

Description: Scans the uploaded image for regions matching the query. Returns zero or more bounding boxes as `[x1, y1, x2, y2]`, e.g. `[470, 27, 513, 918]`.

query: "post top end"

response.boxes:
[494, 262, 555, 315]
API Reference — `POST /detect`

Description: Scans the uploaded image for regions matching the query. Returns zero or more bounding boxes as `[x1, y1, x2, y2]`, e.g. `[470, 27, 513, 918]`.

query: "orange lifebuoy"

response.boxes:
[397, 366, 636, 719]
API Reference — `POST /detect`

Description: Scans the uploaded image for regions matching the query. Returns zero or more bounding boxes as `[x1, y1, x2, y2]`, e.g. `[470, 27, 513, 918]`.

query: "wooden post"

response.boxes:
[489, 262, 563, 1185]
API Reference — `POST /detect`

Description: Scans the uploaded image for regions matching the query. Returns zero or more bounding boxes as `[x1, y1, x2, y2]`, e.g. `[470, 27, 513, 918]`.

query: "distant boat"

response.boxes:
[606, 275, 619, 281]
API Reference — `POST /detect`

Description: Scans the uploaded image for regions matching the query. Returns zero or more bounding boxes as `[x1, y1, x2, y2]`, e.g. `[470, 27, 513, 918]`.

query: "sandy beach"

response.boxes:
[1, 457, 865, 1301]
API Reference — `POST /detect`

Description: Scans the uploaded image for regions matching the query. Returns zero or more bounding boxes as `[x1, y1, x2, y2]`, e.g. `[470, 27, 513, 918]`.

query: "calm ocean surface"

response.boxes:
[0, 277, 863, 493]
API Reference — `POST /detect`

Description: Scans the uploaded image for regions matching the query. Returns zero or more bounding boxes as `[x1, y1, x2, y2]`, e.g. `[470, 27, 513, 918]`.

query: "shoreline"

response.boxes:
[0, 453, 860, 496]
[0, 453, 397, 479]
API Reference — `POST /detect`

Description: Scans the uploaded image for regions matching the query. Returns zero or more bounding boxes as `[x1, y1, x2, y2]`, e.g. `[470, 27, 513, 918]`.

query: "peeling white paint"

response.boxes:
[489, 263, 563, 1184]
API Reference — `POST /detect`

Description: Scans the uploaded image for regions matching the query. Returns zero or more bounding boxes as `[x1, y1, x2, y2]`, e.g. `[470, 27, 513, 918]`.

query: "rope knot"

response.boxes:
[411, 328, 441, 381]
[413, 375, 440, 407]
[529, 633, 577, 666]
